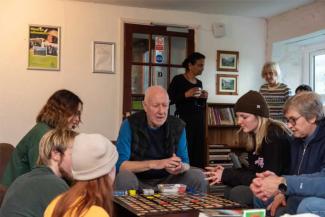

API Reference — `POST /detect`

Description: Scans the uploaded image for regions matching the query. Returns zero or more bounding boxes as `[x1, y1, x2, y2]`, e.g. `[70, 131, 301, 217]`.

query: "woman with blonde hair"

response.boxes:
[205, 90, 291, 206]
[259, 62, 291, 120]
[45, 133, 118, 217]
[1, 89, 83, 188]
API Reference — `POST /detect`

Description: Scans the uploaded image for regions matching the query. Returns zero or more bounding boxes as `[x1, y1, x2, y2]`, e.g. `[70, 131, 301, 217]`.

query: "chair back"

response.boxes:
[0, 143, 14, 206]
[0, 143, 14, 179]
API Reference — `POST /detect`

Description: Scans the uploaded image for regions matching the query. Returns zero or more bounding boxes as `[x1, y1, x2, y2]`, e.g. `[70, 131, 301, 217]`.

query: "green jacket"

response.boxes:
[0, 166, 69, 217]
[1, 122, 51, 187]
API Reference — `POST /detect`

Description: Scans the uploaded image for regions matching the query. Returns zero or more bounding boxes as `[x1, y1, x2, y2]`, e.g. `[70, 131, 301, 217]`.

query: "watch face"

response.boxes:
[278, 183, 287, 193]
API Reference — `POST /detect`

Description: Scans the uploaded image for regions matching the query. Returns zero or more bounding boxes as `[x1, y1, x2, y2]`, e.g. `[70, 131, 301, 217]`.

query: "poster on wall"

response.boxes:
[28, 25, 60, 70]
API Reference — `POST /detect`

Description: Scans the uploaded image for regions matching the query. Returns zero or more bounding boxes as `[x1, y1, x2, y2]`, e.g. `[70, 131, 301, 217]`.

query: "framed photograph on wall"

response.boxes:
[93, 41, 115, 73]
[216, 50, 239, 72]
[216, 74, 238, 95]
[28, 25, 61, 70]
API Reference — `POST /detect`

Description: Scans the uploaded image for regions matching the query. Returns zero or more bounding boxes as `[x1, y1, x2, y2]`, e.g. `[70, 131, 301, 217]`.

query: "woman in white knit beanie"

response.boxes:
[44, 133, 118, 217]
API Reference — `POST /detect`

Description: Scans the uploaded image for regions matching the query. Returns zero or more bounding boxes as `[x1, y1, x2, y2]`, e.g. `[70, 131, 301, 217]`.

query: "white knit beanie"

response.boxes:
[72, 133, 118, 180]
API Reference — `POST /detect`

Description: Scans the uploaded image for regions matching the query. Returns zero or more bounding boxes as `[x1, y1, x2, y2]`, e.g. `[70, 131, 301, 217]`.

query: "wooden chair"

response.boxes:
[0, 143, 15, 206]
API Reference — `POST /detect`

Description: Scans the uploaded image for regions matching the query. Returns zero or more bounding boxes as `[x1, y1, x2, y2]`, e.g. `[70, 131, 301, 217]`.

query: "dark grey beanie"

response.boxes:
[234, 90, 269, 118]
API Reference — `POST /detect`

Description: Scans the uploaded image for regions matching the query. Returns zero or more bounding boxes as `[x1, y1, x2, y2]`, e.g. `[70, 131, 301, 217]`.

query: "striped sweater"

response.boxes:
[259, 83, 291, 121]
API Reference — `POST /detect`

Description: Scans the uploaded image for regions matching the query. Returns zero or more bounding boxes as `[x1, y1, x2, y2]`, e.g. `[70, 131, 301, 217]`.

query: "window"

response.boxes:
[272, 30, 325, 96]
[310, 50, 325, 95]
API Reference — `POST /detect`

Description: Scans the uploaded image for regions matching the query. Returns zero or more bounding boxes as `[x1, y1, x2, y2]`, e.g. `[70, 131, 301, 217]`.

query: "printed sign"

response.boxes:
[155, 36, 165, 51]
[28, 25, 60, 70]
[156, 54, 163, 63]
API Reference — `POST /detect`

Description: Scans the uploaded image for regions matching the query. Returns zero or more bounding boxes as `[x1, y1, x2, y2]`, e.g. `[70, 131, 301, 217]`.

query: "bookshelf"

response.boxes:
[206, 103, 246, 195]
[205, 103, 245, 167]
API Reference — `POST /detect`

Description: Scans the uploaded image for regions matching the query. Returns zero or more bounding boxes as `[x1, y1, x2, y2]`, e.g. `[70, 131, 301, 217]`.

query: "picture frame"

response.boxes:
[28, 25, 61, 70]
[216, 74, 238, 95]
[93, 41, 115, 74]
[216, 50, 239, 72]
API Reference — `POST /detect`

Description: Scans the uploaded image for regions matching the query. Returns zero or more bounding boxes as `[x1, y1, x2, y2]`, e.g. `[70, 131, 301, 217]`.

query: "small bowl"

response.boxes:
[157, 184, 187, 194]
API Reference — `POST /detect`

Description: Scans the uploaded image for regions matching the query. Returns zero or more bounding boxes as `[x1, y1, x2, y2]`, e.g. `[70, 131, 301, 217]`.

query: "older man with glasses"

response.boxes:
[250, 91, 325, 217]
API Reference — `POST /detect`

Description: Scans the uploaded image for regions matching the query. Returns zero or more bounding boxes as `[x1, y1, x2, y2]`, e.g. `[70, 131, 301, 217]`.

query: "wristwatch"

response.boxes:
[278, 178, 287, 194]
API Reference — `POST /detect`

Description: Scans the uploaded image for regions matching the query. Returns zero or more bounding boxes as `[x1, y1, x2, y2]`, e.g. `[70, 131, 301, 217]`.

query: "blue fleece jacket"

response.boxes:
[288, 119, 325, 176]
[285, 169, 325, 198]
[116, 120, 189, 172]
[283, 119, 325, 197]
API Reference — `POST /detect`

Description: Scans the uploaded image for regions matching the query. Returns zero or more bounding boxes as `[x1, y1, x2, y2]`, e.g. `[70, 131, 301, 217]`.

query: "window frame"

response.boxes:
[302, 42, 325, 97]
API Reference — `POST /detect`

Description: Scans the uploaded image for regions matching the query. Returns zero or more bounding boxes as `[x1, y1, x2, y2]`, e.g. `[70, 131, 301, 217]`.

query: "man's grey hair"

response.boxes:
[284, 92, 324, 121]
[143, 85, 169, 104]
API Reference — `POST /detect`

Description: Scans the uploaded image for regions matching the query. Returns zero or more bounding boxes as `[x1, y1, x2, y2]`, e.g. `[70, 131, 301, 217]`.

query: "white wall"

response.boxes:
[266, 1, 325, 59]
[0, 0, 266, 145]
[266, 1, 325, 91]
[272, 30, 325, 91]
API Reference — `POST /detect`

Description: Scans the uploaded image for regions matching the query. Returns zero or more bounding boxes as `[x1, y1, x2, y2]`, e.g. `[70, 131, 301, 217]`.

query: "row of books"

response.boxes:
[208, 144, 233, 168]
[207, 144, 233, 195]
[207, 106, 237, 126]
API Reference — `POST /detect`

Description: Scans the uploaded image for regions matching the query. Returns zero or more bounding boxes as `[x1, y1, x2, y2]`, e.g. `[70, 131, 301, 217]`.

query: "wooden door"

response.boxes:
[123, 23, 194, 117]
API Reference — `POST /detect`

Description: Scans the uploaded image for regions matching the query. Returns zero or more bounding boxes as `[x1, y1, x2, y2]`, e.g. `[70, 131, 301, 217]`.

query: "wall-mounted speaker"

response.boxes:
[212, 22, 225, 38]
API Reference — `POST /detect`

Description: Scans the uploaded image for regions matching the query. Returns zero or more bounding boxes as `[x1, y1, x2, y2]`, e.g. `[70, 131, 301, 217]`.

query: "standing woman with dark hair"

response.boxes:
[1, 89, 83, 188]
[45, 133, 118, 217]
[168, 52, 208, 168]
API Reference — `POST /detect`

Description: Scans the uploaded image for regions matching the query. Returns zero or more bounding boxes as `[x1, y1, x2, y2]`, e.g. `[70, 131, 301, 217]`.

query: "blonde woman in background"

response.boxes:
[259, 62, 291, 121]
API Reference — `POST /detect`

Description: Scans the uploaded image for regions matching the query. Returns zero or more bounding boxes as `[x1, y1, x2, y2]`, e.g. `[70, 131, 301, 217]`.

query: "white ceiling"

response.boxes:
[72, 0, 316, 18]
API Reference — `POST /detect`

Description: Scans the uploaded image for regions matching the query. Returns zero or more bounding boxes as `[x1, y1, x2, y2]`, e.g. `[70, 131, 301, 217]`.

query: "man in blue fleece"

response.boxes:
[114, 85, 207, 193]
[251, 92, 325, 216]
[251, 169, 325, 217]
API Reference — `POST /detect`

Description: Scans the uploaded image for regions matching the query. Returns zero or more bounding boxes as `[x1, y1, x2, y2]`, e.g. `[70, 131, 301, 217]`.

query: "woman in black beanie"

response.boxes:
[205, 90, 291, 207]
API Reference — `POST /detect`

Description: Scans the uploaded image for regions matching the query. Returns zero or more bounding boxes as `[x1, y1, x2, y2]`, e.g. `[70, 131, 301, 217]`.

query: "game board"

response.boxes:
[114, 193, 242, 216]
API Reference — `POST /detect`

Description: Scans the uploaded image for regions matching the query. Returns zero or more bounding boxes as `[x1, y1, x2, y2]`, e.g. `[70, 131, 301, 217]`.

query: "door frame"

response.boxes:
[123, 23, 194, 116]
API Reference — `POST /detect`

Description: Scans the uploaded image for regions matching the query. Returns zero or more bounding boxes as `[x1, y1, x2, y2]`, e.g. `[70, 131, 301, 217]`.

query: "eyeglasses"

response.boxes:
[284, 115, 303, 126]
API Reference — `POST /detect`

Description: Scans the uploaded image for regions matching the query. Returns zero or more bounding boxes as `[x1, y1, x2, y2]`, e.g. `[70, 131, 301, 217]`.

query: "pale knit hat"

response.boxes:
[72, 133, 118, 180]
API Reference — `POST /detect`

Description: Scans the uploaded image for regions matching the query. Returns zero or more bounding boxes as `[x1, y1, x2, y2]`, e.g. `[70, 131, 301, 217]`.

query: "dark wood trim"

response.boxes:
[123, 23, 133, 116]
[123, 23, 195, 116]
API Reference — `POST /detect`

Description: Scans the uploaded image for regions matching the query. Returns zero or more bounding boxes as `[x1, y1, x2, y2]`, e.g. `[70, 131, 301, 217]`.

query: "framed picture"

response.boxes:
[93, 41, 115, 73]
[216, 74, 238, 95]
[216, 50, 239, 72]
[28, 25, 60, 70]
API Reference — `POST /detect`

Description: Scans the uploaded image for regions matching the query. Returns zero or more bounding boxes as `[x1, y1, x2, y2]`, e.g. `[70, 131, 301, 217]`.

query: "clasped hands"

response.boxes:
[250, 171, 287, 216]
[151, 154, 184, 175]
[250, 170, 284, 201]
[204, 165, 224, 185]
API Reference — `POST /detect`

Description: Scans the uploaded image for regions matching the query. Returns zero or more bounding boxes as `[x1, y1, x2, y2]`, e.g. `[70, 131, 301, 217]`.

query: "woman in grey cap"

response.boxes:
[44, 133, 118, 217]
[205, 90, 291, 207]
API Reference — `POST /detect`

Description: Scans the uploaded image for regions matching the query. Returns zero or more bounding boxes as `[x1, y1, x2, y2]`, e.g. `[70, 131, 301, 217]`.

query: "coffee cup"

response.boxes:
[193, 87, 202, 97]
